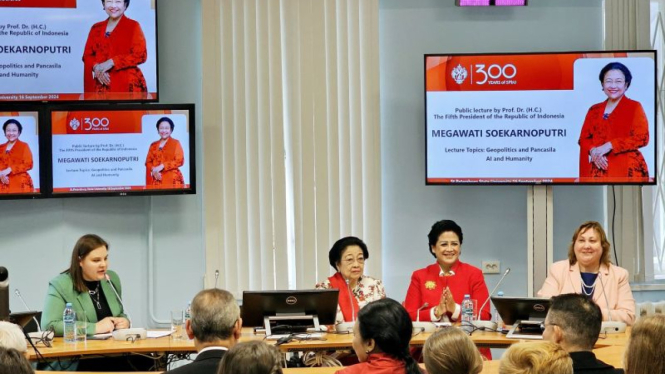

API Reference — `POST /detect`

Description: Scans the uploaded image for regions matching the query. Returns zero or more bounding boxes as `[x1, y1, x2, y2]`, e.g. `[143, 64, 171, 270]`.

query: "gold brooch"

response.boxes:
[425, 281, 436, 290]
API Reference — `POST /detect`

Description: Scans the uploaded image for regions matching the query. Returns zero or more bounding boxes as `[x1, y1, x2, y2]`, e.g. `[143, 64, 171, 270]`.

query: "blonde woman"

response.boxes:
[624, 315, 665, 374]
[423, 328, 483, 374]
[499, 341, 573, 374]
[218, 341, 283, 374]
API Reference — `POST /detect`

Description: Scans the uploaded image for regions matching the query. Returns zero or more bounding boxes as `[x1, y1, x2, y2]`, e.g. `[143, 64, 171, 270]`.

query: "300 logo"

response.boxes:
[473, 64, 517, 85]
[83, 117, 110, 131]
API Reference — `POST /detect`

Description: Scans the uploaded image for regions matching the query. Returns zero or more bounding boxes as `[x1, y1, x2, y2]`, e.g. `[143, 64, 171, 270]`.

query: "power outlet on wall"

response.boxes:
[482, 260, 500, 274]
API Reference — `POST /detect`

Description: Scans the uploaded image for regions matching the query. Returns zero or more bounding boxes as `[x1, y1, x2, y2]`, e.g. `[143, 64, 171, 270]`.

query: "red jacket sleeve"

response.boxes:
[404, 271, 432, 321]
[112, 21, 147, 70]
[610, 101, 649, 154]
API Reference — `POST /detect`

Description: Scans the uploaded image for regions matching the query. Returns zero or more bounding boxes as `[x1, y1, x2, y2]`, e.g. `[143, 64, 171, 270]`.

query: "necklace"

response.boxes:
[580, 275, 597, 296]
[88, 283, 102, 310]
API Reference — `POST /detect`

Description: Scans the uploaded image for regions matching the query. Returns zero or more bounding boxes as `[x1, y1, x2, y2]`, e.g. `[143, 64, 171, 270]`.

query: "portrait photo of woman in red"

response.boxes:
[578, 62, 650, 182]
[82, 0, 148, 98]
[145, 117, 184, 189]
[0, 119, 34, 194]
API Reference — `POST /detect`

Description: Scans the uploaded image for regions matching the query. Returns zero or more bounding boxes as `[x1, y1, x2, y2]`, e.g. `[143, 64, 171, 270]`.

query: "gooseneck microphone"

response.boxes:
[214, 270, 219, 289]
[345, 278, 356, 322]
[598, 272, 627, 334]
[478, 267, 511, 317]
[14, 289, 41, 331]
[0, 267, 9, 321]
[416, 302, 429, 322]
[105, 274, 132, 328]
[473, 267, 511, 331]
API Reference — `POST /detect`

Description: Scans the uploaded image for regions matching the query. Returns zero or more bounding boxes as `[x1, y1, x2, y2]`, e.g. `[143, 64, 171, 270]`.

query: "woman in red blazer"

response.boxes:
[578, 62, 649, 182]
[538, 221, 635, 325]
[403, 220, 491, 323]
[0, 119, 34, 194]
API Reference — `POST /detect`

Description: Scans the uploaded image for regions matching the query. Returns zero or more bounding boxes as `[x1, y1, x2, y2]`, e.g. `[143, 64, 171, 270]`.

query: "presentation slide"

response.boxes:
[425, 52, 656, 184]
[51, 109, 191, 193]
[0, 112, 41, 195]
[0, 0, 157, 102]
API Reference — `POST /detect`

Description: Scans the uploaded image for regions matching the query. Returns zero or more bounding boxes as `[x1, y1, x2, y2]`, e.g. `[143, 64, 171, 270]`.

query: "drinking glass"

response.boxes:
[171, 310, 184, 340]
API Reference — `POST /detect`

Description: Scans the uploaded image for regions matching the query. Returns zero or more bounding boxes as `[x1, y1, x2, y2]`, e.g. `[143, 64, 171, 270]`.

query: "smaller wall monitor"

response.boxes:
[0, 108, 43, 199]
[48, 103, 195, 197]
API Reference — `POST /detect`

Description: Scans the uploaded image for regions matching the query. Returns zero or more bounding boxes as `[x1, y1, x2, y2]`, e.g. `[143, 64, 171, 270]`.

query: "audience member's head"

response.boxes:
[217, 341, 283, 374]
[499, 341, 573, 374]
[624, 314, 665, 374]
[0, 321, 27, 352]
[186, 288, 242, 348]
[353, 298, 422, 374]
[0, 347, 33, 374]
[423, 327, 483, 374]
[543, 293, 602, 352]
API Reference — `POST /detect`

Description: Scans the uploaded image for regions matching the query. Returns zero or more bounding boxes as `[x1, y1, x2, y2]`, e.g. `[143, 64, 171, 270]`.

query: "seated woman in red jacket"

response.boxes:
[336, 298, 422, 374]
[404, 219, 490, 323]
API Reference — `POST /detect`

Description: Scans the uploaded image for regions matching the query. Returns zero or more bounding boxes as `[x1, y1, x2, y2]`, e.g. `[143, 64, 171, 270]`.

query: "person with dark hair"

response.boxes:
[579, 61, 649, 181]
[403, 220, 490, 323]
[543, 294, 623, 374]
[538, 221, 635, 325]
[0, 118, 34, 194]
[167, 288, 242, 374]
[217, 341, 283, 374]
[42, 234, 129, 337]
[82, 0, 148, 97]
[0, 347, 34, 374]
[624, 315, 665, 374]
[336, 298, 422, 374]
[145, 116, 185, 188]
[316, 236, 385, 325]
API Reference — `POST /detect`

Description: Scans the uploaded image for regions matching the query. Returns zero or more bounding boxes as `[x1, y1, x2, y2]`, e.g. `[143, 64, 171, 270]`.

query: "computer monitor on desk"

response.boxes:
[491, 297, 551, 339]
[241, 289, 339, 336]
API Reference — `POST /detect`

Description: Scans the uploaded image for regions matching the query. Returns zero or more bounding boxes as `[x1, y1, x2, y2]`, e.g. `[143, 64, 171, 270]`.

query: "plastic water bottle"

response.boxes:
[63, 303, 76, 344]
[461, 294, 474, 332]
[495, 291, 504, 331]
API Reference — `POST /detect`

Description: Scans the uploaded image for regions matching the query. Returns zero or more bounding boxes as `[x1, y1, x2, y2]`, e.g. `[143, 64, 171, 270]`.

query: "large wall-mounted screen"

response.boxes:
[425, 51, 657, 185]
[0, 0, 158, 102]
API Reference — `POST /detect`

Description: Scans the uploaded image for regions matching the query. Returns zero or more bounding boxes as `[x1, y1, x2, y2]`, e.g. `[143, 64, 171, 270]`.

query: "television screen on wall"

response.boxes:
[0, 108, 43, 199]
[0, 0, 158, 102]
[48, 103, 195, 197]
[424, 50, 657, 185]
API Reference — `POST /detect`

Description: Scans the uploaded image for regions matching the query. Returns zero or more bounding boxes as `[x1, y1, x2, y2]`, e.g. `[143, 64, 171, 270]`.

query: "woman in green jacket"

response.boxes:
[42, 234, 130, 336]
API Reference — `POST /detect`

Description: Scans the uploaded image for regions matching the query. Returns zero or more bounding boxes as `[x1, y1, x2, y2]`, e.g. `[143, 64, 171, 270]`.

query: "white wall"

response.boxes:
[0, 0, 203, 328]
[380, 0, 605, 302]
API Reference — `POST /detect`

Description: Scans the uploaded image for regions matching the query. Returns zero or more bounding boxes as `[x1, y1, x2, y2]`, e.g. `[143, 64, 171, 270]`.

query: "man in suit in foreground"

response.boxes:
[167, 288, 242, 374]
[543, 293, 623, 374]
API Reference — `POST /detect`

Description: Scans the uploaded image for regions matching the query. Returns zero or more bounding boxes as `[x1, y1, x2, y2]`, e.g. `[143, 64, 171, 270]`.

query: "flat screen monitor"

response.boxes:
[241, 289, 339, 329]
[425, 50, 657, 185]
[0, 108, 43, 199]
[0, 0, 158, 102]
[457, 0, 528, 6]
[48, 103, 195, 197]
[491, 297, 550, 326]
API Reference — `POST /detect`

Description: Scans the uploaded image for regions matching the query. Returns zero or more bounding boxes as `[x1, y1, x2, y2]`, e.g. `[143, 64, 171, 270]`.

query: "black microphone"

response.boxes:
[0, 267, 9, 321]
[474, 267, 511, 330]
[105, 274, 132, 328]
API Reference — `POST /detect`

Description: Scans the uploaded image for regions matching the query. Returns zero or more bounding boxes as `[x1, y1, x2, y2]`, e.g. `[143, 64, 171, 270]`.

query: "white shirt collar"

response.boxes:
[199, 346, 229, 354]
